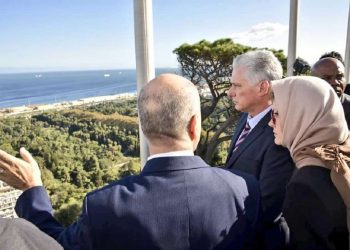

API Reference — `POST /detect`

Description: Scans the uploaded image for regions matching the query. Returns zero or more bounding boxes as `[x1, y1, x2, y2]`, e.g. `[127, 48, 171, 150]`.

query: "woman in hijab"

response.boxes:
[269, 76, 350, 249]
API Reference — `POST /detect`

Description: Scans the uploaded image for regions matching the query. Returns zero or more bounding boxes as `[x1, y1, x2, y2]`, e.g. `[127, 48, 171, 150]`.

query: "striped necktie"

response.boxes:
[233, 122, 251, 151]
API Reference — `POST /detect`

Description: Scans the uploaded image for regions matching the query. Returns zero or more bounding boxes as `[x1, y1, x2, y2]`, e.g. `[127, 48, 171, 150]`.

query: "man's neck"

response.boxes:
[246, 106, 271, 130]
[149, 142, 193, 156]
[248, 104, 270, 117]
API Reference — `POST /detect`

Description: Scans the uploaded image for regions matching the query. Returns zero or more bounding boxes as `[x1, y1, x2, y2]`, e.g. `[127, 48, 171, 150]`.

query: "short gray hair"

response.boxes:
[232, 50, 283, 85]
[138, 81, 200, 140]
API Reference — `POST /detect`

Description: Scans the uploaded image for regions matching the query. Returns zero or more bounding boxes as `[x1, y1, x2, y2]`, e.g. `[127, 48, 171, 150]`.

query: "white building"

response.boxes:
[0, 181, 22, 218]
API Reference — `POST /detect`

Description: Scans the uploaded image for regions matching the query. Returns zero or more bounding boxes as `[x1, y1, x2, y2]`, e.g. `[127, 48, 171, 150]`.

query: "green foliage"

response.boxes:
[0, 99, 140, 224]
[86, 98, 138, 117]
[118, 159, 141, 178]
[174, 38, 287, 165]
[54, 199, 82, 226]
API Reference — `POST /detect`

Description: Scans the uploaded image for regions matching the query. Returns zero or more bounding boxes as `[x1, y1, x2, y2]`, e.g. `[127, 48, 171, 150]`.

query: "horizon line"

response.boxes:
[0, 67, 180, 75]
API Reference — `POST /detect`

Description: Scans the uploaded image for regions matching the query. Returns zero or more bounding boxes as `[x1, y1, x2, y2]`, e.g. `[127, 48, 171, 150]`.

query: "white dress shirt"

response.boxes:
[246, 106, 272, 130]
[147, 150, 194, 161]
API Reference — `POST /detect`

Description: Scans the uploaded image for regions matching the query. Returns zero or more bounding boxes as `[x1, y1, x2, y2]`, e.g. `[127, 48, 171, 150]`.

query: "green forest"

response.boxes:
[0, 98, 141, 225]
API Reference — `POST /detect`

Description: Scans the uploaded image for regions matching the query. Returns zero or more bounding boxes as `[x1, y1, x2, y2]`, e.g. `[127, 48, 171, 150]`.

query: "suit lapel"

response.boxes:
[226, 114, 247, 161]
[226, 111, 271, 168]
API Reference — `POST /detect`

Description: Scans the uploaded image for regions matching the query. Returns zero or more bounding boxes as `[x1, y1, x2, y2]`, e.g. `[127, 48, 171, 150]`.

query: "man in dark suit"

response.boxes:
[0, 217, 63, 250]
[311, 57, 350, 128]
[0, 74, 261, 250]
[226, 50, 295, 249]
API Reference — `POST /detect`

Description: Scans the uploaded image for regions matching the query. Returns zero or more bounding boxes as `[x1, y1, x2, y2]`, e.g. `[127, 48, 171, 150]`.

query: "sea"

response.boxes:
[0, 68, 179, 108]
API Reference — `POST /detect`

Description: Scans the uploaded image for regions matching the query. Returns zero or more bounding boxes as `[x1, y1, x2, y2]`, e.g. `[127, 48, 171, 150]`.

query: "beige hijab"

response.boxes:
[272, 76, 350, 248]
[271, 76, 348, 168]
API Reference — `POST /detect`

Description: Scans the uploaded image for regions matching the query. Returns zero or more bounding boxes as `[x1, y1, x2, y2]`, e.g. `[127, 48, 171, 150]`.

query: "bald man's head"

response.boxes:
[138, 74, 201, 143]
[311, 57, 345, 97]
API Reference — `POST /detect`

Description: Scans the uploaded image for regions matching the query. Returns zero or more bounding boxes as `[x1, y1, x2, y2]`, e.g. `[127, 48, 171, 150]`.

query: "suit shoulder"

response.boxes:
[226, 168, 259, 185]
[210, 167, 260, 193]
[211, 166, 248, 180]
[87, 174, 139, 198]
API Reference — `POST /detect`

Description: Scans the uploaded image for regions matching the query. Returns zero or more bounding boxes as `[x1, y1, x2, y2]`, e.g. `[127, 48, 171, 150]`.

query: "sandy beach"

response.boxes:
[0, 92, 137, 117]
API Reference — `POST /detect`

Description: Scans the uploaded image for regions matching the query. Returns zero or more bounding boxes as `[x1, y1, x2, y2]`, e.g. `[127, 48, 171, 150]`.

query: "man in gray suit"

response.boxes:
[0, 217, 62, 250]
[226, 50, 295, 249]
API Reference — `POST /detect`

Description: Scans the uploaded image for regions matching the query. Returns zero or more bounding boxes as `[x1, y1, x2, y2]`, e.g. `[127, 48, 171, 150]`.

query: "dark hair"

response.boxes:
[293, 57, 310, 75]
[319, 51, 344, 65]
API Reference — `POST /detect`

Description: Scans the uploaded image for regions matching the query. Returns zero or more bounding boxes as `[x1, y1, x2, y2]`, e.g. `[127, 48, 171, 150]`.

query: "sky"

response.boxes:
[0, 0, 349, 73]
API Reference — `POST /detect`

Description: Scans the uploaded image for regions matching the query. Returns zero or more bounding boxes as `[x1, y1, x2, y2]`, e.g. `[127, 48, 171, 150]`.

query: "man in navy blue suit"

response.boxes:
[226, 50, 295, 249]
[0, 74, 261, 250]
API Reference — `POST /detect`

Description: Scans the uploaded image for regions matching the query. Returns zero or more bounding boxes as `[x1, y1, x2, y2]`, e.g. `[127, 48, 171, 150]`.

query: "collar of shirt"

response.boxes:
[247, 106, 272, 130]
[147, 150, 194, 161]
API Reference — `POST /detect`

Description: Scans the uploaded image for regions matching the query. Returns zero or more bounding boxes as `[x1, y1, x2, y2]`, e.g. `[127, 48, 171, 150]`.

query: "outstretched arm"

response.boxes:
[0, 148, 92, 249]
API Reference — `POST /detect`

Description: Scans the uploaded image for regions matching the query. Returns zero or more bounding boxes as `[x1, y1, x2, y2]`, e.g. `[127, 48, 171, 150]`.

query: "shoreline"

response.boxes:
[0, 92, 137, 117]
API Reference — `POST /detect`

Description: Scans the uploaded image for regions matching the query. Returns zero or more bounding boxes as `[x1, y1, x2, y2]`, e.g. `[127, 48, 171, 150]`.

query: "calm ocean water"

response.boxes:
[0, 68, 178, 108]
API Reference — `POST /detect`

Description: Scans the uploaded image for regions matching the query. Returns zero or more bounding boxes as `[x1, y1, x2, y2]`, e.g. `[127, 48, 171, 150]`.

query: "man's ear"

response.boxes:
[188, 114, 198, 141]
[258, 80, 270, 96]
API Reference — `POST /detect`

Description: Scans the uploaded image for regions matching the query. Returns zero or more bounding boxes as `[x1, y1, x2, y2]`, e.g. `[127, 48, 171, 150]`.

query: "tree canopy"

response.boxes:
[0, 99, 140, 224]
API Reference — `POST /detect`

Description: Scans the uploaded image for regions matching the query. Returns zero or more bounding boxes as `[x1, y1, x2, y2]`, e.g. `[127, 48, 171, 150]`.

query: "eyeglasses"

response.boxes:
[271, 110, 279, 125]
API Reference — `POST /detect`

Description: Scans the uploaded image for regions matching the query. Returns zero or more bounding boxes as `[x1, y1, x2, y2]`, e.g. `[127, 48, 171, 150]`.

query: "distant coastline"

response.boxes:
[0, 92, 137, 117]
[0, 68, 179, 109]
